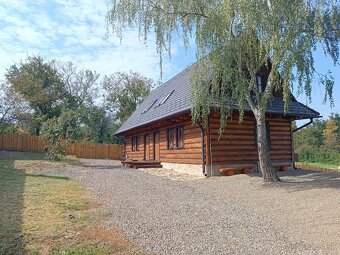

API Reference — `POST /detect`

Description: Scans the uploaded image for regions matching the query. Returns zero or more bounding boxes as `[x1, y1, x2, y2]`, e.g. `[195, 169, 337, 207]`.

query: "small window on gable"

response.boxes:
[156, 90, 174, 107]
[142, 100, 157, 114]
[256, 74, 263, 93]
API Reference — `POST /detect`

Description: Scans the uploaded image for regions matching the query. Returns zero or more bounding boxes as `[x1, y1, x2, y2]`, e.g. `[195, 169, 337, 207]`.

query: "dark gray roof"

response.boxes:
[116, 66, 320, 135]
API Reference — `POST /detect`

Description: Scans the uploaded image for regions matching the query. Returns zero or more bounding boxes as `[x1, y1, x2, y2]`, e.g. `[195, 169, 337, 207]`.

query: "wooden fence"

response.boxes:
[73, 143, 124, 160]
[0, 133, 45, 153]
[0, 133, 123, 160]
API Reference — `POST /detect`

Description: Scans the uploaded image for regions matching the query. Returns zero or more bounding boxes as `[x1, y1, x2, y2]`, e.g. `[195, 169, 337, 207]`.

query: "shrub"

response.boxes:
[41, 117, 67, 161]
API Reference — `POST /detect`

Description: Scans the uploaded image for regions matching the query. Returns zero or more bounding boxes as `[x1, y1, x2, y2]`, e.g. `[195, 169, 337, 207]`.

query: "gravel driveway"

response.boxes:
[47, 158, 340, 255]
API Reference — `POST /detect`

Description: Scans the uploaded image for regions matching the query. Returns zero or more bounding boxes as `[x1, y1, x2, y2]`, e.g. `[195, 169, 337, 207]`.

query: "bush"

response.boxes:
[41, 117, 67, 161]
[298, 148, 340, 165]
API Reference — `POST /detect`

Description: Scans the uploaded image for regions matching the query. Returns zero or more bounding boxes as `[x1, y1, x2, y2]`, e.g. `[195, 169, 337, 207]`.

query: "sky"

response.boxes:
[0, 0, 339, 119]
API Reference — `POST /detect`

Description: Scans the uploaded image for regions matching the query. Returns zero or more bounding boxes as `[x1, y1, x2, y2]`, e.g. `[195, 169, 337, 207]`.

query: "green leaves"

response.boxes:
[107, 0, 339, 131]
[102, 71, 153, 123]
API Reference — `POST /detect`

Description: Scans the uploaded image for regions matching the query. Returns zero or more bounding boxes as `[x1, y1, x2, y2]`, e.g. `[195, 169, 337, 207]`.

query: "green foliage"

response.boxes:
[41, 117, 68, 161]
[0, 82, 27, 134]
[294, 114, 340, 165]
[59, 61, 99, 109]
[41, 110, 83, 161]
[81, 106, 111, 143]
[102, 71, 153, 123]
[4, 55, 152, 145]
[107, 0, 339, 180]
[5, 56, 65, 123]
[107, 0, 339, 129]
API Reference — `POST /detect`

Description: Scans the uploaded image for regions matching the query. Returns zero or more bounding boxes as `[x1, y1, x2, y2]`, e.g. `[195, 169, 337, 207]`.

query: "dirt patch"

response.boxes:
[139, 167, 205, 181]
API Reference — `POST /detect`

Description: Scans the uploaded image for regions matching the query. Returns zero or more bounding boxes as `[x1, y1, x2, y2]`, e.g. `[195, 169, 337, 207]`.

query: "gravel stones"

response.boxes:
[43, 158, 340, 255]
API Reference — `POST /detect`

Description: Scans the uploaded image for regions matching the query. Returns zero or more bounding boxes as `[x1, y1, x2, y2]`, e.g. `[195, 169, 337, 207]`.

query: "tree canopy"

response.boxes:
[107, 0, 340, 181]
[4, 55, 153, 160]
[294, 114, 340, 164]
[102, 71, 154, 123]
[107, 0, 339, 124]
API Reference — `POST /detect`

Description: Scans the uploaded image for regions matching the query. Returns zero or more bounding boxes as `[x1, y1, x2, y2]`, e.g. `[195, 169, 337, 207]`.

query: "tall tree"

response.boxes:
[5, 56, 65, 135]
[0, 83, 25, 134]
[323, 118, 339, 150]
[107, 0, 340, 181]
[102, 71, 153, 123]
[58, 61, 99, 109]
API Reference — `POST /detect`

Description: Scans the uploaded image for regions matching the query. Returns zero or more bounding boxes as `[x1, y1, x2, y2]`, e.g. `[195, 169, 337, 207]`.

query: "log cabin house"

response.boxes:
[116, 66, 320, 176]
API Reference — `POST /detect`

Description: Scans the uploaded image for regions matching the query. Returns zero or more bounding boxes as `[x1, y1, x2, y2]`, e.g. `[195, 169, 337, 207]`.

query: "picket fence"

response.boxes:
[0, 133, 123, 160]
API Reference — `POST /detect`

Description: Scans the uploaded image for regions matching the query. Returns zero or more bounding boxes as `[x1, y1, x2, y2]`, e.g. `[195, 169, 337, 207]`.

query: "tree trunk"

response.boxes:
[254, 111, 281, 182]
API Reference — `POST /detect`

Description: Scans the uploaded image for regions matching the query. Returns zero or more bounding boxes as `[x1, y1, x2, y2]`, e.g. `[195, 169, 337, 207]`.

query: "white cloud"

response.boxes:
[0, 0, 190, 83]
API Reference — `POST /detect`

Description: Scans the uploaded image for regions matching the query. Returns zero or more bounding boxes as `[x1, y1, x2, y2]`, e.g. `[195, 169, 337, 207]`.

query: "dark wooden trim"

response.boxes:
[143, 133, 149, 160]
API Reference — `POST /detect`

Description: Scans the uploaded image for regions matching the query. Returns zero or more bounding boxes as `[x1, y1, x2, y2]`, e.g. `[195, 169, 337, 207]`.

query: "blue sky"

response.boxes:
[0, 0, 339, 119]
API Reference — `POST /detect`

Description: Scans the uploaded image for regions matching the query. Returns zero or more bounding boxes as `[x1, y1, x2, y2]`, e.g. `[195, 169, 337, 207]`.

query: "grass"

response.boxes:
[297, 161, 339, 170]
[0, 151, 144, 255]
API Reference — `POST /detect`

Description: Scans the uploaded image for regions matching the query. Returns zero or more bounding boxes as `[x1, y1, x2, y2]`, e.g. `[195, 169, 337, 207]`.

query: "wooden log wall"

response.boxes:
[124, 111, 293, 166]
[209, 113, 293, 165]
[159, 121, 203, 164]
[125, 119, 204, 165]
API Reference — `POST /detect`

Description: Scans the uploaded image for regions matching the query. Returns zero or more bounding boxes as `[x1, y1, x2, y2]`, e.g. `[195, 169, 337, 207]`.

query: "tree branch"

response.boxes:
[148, 0, 209, 19]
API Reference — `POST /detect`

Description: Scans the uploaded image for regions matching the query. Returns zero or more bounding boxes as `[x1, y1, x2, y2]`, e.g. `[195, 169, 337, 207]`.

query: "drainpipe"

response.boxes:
[293, 118, 319, 133]
[198, 122, 208, 177]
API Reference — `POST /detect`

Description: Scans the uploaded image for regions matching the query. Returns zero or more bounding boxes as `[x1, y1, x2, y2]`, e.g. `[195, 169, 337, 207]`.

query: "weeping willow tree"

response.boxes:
[107, 0, 340, 181]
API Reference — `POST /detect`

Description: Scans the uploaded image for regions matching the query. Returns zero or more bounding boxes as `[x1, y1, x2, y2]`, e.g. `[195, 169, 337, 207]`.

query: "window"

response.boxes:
[256, 74, 263, 93]
[156, 90, 174, 107]
[167, 129, 175, 149]
[132, 136, 139, 151]
[176, 127, 184, 149]
[167, 126, 184, 149]
[142, 100, 157, 114]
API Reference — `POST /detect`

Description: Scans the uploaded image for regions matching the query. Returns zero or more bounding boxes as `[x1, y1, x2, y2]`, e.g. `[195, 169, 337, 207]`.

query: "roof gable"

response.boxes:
[116, 66, 193, 134]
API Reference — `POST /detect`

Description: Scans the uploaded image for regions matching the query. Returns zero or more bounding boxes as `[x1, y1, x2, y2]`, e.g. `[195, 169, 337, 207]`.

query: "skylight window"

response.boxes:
[156, 90, 174, 107]
[142, 100, 157, 114]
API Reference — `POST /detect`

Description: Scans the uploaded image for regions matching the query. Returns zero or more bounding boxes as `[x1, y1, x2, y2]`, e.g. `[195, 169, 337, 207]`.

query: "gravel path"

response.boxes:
[39, 158, 340, 254]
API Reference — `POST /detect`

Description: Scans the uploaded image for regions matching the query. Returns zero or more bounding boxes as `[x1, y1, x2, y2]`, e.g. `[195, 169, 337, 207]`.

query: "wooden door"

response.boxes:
[144, 134, 150, 160]
[153, 132, 160, 161]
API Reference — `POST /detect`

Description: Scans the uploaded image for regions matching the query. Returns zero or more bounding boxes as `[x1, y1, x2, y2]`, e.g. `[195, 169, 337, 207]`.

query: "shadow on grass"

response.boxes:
[0, 156, 26, 255]
[25, 173, 70, 180]
[0, 151, 45, 161]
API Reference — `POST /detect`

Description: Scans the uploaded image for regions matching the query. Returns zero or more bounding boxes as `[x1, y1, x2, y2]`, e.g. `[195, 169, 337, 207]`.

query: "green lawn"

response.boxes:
[0, 152, 143, 255]
[297, 161, 339, 170]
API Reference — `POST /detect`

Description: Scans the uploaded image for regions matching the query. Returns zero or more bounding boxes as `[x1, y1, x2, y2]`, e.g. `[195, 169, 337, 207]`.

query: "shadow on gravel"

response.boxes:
[266, 170, 340, 191]
[80, 164, 122, 170]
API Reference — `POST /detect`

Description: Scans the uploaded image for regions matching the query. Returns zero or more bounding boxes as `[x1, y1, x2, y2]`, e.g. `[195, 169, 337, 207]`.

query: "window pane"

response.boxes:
[168, 129, 175, 149]
[177, 127, 184, 148]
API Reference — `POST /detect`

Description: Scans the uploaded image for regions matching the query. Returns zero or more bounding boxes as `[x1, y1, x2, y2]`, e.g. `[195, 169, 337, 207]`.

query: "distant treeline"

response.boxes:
[0, 55, 154, 160]
[294, 114, 340, 164]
